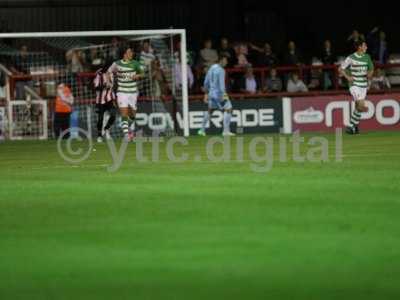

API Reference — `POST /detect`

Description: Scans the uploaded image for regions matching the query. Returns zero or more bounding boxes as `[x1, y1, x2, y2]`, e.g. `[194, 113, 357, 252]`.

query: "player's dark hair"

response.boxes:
[354, 39, 365, 51]
[120, 45, 133, 58]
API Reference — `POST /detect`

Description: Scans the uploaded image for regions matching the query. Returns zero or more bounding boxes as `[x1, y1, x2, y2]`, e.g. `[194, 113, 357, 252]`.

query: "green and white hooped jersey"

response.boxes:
[108, 59, 144, 94]
[341, 53, 373, 88]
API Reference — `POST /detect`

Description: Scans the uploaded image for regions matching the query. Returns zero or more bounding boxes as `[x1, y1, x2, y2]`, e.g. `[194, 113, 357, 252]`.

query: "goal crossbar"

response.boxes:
[0, 29, 190, 137]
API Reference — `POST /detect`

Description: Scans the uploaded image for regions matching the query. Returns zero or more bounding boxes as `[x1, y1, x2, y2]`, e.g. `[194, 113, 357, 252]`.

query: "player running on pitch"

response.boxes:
[107, 47, 144, 141]
[198, 55, 234, 136]
[94, 62, 116, 143]
[339, 40, 374, 134]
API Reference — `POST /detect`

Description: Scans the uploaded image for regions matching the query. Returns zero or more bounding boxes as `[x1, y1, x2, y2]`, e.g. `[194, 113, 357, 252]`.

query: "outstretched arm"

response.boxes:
[106, 62, 117, 84]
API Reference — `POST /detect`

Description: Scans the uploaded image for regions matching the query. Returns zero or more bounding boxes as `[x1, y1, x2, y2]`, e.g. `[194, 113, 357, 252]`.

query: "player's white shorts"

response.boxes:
[209, 97, 232, 110]
[117, 92, 138, 109]
[349, 86, 367, 101]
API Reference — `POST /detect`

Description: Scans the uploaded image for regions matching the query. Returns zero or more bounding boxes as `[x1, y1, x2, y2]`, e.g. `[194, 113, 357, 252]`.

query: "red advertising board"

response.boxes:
[291, 94, 400, 132]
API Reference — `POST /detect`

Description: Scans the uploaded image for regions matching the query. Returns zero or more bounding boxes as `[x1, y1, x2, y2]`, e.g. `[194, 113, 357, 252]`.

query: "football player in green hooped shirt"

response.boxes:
[108, 47, 145, 141]
[339, 40, 374, 135]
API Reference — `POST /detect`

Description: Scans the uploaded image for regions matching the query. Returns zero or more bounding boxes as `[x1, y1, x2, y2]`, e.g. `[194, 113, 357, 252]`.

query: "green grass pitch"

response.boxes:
[0, 131, 400, 300]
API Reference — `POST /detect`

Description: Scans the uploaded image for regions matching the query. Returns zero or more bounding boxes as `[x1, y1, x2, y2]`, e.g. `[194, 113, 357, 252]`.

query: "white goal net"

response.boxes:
[0, 30, 189, 140]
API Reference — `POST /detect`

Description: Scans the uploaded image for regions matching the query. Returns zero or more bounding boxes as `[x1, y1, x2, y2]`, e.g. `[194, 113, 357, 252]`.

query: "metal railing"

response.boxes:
[224, 63, 400, 93]
[2, 63, 400, 101]
[0, 63, 12, 77]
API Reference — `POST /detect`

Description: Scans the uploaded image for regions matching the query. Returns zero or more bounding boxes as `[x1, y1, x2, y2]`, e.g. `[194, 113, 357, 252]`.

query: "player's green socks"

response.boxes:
[350, 109, 361, 128]
[121, 116, 129, 136]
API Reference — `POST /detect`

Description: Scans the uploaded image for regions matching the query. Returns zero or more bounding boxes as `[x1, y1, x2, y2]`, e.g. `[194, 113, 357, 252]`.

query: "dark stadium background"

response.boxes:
[1, 1, 400, 300]
[0, 0, 398, 59]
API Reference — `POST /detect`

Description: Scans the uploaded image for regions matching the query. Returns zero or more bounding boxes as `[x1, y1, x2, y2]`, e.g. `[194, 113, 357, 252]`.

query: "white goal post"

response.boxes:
[0, 29, 190, 138]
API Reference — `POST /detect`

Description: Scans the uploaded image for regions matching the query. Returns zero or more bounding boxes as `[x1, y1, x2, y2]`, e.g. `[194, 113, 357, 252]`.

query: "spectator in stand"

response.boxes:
[140, 40, 155, 67]
[88, 47, 104, 72]
[218, 37, 235, 67]
[229, 42, 250, 92]
[376, 31, 389, 64]
[174, 53, 194, 92]
[308, 59, 324, 90]
[321, 40, 336, 90]
[199, 39, 218, 68]
[234, 42, 250, 67]
[368, 28, 389, 64]
[151, 57, 169, 98]
[348, 29, 361, 43]
[175, 40, 195, 67]
[66, 49, 84, 74]
[250, 42, 278, 67]
[238, 66, 258, 94]
[10, 45, 33, 100]
[283, 41, 302, 66]
[347, 30, 365, 52]
[108, 37, 120, 61]
[370, 68, 391, 90]
[263, 68, 282, 92]
[321, 40, 336, 65]
[287, 73, 308, 93]
[54, 82, 74, 138]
